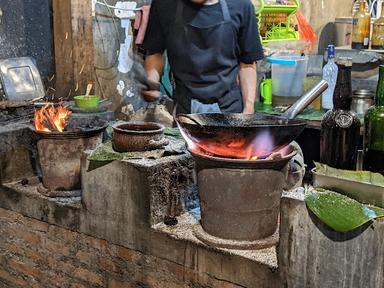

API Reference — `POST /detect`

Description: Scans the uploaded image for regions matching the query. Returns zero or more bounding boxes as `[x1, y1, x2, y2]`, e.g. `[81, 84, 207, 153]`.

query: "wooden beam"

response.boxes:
[52, 0, 74, 99]
[70, 0, 95, 96]
[52, 0, 94, 99]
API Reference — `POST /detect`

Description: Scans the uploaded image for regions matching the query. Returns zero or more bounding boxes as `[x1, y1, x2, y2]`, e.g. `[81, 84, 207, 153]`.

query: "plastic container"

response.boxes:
[269, 55, 308, 99]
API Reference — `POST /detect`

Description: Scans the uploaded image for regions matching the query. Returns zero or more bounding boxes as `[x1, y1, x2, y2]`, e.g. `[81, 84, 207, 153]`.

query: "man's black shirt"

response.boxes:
[142, 0, 264, 64]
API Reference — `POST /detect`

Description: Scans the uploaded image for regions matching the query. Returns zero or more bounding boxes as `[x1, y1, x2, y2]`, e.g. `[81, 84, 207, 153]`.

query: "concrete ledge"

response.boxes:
[279, 189, 384, 288]
[0, 121, 279, 287]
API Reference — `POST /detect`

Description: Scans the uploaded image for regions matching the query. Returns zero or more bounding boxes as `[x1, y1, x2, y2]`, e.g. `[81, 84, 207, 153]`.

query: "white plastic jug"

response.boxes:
[268, 55, 309, 98]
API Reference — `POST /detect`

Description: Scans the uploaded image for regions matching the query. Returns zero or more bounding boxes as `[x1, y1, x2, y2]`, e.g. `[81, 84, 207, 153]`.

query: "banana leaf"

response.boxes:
[315, 162, 384, 187]
[305, 188, 384, 233]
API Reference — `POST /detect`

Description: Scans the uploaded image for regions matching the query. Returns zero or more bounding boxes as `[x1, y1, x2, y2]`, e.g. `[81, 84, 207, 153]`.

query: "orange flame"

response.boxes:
[34, 101, 71, 133]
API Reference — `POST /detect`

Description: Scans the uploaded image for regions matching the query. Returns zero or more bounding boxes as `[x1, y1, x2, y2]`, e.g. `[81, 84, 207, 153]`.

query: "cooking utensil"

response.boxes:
[85, 80, 93, 97]
[176, 80, 328, 159]
[112, 121, 169, 153]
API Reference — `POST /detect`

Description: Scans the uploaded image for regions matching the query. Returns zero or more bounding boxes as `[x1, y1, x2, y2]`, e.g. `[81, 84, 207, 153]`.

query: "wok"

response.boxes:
[176, 80, 328, 159]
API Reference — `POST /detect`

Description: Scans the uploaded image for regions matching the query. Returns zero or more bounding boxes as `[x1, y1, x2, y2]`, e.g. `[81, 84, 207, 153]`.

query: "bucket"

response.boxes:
[269, 55, 308, 105]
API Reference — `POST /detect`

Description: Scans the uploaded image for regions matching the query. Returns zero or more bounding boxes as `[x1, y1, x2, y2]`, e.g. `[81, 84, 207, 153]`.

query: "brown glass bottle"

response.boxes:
[372, 5, 384, 49]
[320, 58, 361, 170]
[352, 0, 371, 49]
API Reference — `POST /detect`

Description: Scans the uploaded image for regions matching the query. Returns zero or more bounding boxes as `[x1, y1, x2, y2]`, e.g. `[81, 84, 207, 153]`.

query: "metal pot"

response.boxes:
[112, 122, 168, 152]
[351, 89, 374, 122]
[335, 17, 352, 47]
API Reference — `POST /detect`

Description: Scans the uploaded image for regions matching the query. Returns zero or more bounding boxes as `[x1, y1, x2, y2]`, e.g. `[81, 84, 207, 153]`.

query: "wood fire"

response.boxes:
[34, 101, 71, 133]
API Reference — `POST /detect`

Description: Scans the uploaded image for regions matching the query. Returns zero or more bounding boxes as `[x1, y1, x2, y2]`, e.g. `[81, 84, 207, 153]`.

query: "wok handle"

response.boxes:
[281, 80, 329, 120]
[175, 114, 204, 128]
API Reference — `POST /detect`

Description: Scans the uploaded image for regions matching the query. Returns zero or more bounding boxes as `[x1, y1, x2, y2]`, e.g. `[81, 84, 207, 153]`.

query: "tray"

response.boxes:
[0, 57, 45, 102]
[312, 169, 384, 208]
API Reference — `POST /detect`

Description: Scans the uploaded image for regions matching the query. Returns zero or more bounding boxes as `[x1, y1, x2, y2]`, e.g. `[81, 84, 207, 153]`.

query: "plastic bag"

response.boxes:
[296, 10, 317, 50]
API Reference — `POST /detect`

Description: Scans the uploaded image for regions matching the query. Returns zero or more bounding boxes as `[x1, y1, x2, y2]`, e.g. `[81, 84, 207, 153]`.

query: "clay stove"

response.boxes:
[188, 144, 297, 250]
[33, 103, 107, 197]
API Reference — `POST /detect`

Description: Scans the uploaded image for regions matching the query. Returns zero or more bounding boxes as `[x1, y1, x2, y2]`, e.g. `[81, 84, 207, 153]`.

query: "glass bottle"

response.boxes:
[320, 58, 361, 170]
[352, 0, 371, 49]
[372, 4, 384, 49]
[364, 65, 384, 174]
[322, 45, 338, 110]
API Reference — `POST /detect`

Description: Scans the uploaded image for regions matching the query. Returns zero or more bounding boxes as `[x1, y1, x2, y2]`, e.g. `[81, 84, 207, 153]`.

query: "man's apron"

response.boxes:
[167, 0, 243, 114]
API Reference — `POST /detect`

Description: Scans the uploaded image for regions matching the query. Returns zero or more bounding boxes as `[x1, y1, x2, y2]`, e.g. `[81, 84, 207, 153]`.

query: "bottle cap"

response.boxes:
[327, 45, 335, 58]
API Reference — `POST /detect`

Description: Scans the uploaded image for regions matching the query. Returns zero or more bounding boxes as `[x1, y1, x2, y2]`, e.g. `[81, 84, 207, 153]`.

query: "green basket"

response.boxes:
[254, 0, 300, 44]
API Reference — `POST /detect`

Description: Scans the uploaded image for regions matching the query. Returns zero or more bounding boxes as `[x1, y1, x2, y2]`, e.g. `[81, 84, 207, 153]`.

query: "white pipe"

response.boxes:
[94, 0, 142, 11]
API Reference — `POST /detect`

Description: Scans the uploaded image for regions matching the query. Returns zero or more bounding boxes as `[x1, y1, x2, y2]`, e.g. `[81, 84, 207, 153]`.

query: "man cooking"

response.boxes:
[141, 0, 264, 114]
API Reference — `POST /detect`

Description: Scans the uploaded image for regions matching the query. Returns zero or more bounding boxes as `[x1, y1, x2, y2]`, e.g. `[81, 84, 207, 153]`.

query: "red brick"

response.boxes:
[74, 267, 104, 287]
[43, 238, 71, 257]
[29, 219, 49, 233]
[75, 250, 94, 266]
[9, 226, 41, 246]
[49, 274, 73, 288]
[23, 248, 47, 265]
[46, 256, 77, 275]
[87, 238, 113, 254]
[98, 257, 117, 272]
[116, 246, 139, 263]
[108, 278, 134, 288]
[8, 258, 44, 280]
[70, 283, 89, 288]
[0, 269, 28, 287]
[0, 241, 24, 257]
[49, 225, 78, 242]
[0, 208, 23, 222]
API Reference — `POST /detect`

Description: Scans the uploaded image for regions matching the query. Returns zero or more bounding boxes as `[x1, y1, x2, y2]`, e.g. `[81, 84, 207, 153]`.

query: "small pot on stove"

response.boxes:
[112, 121, 169, 152]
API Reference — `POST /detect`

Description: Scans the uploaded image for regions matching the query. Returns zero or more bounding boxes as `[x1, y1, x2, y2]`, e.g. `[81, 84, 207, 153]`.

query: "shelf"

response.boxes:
[336, 46, 384, 54]
[260, 5, 298, 15]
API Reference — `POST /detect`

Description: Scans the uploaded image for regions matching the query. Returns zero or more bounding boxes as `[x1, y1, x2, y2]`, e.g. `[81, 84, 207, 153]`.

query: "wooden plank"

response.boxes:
[70, 0, 95, 97]
[52, 0, 74, 99]
[52, 0, 94, 99]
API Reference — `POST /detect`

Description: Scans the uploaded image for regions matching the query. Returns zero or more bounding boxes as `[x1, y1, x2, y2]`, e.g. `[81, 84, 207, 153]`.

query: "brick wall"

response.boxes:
[0, 208, 241, 288]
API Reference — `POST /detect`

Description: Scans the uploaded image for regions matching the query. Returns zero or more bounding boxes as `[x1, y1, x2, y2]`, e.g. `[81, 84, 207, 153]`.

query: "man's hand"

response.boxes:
[142, 53, 164, 102]
[132, 53, 164, 102]
[141, 81, 161, 102]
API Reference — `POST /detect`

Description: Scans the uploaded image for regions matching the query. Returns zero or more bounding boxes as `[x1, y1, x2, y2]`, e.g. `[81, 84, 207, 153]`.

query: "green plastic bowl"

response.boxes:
[74, 95, 100, 110]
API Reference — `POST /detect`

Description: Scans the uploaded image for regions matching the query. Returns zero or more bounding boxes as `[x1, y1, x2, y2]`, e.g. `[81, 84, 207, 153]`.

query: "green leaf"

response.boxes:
[315, 162, 384, 187]
[305, 189, 384, 233]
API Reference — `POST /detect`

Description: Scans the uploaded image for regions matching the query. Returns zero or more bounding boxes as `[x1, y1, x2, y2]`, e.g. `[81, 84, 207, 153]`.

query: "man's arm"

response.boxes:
[238, 62, 257, 114]
[142, 53, 164, 102]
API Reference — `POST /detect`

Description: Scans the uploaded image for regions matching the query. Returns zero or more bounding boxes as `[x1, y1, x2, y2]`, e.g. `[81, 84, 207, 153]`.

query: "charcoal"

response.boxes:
[65, 116, 108, 132]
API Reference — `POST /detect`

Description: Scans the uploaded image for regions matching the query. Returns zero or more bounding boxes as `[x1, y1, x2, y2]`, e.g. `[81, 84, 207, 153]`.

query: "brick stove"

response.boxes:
[0, 114, 281, 287]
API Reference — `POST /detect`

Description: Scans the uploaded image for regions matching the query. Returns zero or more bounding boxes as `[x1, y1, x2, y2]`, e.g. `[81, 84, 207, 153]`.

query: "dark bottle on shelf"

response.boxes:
[320, 58, 361, 170]
[364, 65, 384, 174]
